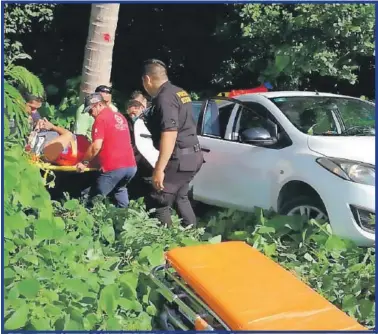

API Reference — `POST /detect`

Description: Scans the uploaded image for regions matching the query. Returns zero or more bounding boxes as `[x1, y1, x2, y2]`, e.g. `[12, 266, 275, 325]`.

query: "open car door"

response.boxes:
[133, 117, 159, 168]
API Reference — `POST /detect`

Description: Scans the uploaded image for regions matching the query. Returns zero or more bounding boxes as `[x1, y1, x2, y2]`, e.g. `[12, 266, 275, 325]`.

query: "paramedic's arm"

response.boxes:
[76, 118, 105, 172]
[82, 139, 103, 162]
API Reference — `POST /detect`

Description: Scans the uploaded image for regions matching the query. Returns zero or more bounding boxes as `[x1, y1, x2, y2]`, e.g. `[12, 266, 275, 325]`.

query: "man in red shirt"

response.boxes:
[76, 93, 137, 208]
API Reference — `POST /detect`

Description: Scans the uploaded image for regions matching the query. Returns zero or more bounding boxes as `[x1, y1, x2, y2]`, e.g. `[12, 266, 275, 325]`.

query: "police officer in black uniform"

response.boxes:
[141, 59, 203, 227]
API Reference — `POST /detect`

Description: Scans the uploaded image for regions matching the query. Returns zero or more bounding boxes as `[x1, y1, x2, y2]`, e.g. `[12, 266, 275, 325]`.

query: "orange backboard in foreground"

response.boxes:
[166, 241, 366, 331]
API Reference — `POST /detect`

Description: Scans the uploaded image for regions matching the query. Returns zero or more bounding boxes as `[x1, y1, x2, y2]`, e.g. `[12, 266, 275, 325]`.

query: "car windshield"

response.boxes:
[269, 96, 375, 136]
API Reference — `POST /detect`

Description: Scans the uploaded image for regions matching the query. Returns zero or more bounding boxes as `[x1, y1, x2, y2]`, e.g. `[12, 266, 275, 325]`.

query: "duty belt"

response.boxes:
[177, 143, 201, 155]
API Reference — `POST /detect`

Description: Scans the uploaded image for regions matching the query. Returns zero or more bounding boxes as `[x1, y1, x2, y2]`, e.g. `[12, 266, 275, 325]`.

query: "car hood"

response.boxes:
[307, 136, 375, 165]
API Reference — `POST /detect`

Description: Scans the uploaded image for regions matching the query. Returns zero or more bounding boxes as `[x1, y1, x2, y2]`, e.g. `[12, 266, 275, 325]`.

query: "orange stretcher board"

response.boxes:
[165, 241, 367, 331]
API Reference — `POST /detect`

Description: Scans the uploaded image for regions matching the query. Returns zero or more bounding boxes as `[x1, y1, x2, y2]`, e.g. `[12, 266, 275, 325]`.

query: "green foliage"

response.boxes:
[4, 3, 56, 64]
[3, 60, 374, 331]
[4, 145, 205, 330]
[4, 139, 375, 330]
[4, 64, 45, 141]
[215, 4, 375, 89]
[202, 207, 375, 328]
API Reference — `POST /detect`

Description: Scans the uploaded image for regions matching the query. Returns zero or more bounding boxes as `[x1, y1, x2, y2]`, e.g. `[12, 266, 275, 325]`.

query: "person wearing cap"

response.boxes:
[141, 59, 204, 227]
[75, 93, 137, 208]
[74, 85, 118, 139]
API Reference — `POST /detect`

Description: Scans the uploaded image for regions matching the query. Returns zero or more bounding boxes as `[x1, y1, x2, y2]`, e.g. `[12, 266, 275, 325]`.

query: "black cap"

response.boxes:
[82, 93, 105, 114]
[95, 85, 112, 94]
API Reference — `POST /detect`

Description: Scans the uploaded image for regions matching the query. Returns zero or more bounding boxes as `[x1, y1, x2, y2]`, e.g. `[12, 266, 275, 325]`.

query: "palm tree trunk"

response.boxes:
[79, 4, 120, 103]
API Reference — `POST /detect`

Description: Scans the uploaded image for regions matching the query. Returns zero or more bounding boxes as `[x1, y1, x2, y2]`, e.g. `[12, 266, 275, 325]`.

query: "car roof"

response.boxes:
[234, 91, 360, 101]
[192, 91, 369, 107]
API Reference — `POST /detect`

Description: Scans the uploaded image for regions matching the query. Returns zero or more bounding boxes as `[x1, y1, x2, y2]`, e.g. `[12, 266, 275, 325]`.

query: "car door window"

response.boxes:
[191, 101, 202, 124]
[202, 100, 235, 139]
[234, 103, 267, 141]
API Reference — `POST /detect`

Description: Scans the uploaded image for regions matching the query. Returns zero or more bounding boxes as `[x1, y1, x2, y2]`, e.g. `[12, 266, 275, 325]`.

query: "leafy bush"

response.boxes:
[4, 145, 206, 330]
[3, 63, 374, 331]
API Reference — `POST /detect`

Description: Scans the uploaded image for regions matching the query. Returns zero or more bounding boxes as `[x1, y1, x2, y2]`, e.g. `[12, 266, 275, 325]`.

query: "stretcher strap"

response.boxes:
[32, 161, 97, 172]
[28, 156, 98, 184]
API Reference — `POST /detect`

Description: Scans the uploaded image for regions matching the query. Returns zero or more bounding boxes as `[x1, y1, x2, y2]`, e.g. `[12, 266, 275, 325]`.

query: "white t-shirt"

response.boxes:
[133, 118, 159, 168]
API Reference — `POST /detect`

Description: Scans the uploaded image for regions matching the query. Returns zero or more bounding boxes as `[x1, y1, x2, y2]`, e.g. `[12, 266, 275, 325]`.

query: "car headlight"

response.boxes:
[316, 157, 375, 186]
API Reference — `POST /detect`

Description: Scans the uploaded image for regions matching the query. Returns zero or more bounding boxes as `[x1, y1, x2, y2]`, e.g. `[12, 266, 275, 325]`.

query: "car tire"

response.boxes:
[279, 195, 328, 221]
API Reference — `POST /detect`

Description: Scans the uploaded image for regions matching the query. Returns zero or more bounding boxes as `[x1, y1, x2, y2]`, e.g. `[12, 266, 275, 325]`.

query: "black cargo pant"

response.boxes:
[145, 148, 203, 227]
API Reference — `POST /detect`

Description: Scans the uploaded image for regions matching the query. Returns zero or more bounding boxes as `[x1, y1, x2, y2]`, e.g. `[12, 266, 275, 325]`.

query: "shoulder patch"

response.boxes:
[176, 90, 192, 104]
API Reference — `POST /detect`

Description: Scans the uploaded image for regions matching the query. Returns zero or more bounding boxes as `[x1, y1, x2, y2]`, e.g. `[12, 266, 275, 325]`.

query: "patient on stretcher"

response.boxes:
[26, 118, 98, 168]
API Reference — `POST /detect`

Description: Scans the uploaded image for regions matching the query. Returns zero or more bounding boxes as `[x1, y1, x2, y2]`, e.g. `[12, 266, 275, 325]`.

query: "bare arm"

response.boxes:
[37, 118, 70, 135]
[82, 139, 103, 162]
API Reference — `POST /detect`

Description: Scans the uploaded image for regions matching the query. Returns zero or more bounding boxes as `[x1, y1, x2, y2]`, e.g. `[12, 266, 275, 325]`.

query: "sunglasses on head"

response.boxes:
[96, 86, 112, 94]
[143, 59, 167, 69]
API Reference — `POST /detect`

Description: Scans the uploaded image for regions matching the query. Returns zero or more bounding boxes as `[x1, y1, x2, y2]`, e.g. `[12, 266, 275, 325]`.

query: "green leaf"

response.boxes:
[34, 218, 55, 240]
[263, 243, 276, 257]
[146, 304, 157, 316]
[84, 313, 98, 330]
[359, 300, 374, 319]
[101, 224, 115, 244]
[64, 319, 84, 330]
[98, 284, 120, 316]
[4, 267, 16, 279]
[228, 230, 249, 240]
[5, 303, 29, 330]
[7, 286, 20, 300]
[64, 278, 89, 297]
[23, 254, 39, 265]
[208, 234, 222, 244]
[17, 278, 40, 299]
[119, 298, 143, 312]
[342, 295, 358, 311]
[119, 272, 138, 299]
[349, 263, 364, 273]
[106, 316, 122, 330]
[274, 54, 291, 73]
[64, 199, 79, 211]
[31, 317, 51, 330]
[325, 235, 346, 251]
[304, 253, 315, 262]
[180, 237, 201, 246]
[258, 226, 276, 234]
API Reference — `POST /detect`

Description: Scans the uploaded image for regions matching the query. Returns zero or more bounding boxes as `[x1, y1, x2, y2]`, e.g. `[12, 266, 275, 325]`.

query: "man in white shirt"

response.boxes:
[125, 97, 159, 200]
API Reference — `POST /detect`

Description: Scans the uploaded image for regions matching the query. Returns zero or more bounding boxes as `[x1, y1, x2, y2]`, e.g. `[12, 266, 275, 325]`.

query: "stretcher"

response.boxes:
[28, 156, 98, 182]
[150, 241, 367, 331]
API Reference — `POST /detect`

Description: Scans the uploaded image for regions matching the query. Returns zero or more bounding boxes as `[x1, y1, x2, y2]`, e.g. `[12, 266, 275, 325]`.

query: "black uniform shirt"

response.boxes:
[145, 81, 199, 151]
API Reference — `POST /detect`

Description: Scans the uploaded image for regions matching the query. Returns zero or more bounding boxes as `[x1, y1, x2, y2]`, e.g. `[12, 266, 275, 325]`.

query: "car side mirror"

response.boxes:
[240, 127, 277, 146]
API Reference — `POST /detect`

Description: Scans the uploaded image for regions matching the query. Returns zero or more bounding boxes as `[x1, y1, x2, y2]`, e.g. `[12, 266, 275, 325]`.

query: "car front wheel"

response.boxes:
[280, 195, 329, 222]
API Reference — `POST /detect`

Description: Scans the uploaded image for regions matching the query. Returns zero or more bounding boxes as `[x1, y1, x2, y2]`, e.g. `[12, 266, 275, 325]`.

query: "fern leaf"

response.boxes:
[4, 80, 29, 138]
[4, 65, 44, 97]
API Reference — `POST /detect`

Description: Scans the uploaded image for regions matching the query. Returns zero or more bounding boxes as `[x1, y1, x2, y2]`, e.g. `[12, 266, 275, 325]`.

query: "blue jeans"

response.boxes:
[89, 166, 137, 208]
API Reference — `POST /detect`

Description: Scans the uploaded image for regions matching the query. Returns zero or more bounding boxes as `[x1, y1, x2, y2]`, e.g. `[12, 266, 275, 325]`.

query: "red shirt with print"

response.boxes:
[92, 108, 136, 172]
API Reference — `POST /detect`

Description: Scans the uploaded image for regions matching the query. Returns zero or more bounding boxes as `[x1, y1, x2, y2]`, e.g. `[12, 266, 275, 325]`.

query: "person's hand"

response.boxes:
[152, 168, 165, 191]
[41, 118, 54, 130]
[35, 119, 44, 131]
[76, 162, 87, 173]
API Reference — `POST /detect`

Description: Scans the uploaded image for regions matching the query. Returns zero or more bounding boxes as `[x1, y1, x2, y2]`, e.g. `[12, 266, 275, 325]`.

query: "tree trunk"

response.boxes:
[79, 4, 120, 103]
